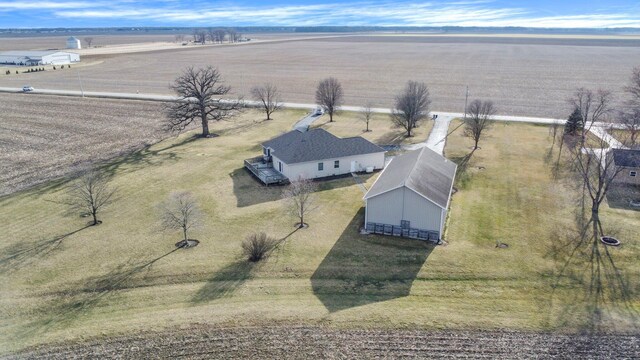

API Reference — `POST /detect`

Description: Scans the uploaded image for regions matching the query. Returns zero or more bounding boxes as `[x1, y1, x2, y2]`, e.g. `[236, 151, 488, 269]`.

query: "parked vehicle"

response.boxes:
[22, 86, 34, 92]
[314, 106, 324, 116]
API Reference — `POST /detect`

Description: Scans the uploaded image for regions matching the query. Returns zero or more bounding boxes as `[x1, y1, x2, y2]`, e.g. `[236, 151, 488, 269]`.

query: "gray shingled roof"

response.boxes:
[612, 149, 640, 168]
[263, 128, 385, 164]
[364, 147, 457, 209]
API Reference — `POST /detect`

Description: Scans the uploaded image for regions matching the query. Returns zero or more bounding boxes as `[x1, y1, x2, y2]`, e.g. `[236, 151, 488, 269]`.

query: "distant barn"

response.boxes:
[0, 51, 80, 66]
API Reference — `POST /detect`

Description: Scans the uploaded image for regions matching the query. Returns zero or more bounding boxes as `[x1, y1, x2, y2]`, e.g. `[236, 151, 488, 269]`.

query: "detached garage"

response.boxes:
[363, 147, 457, 241]
[0, 51, 80, 66]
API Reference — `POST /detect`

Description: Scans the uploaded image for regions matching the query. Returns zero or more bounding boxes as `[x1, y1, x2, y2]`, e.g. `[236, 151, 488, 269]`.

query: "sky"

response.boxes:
[1, 0, 640, 29]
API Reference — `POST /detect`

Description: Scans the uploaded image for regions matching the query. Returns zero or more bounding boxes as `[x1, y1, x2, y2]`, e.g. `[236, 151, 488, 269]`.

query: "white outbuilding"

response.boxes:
[66, 36, 82, 49]
[0, 51, 80, 66]
[363, 147, 457, 242]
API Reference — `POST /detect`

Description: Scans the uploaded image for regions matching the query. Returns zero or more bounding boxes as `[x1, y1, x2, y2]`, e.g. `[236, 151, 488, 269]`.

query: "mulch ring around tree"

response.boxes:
[175, 239, 200, 248]
[293, 223, 309, 229]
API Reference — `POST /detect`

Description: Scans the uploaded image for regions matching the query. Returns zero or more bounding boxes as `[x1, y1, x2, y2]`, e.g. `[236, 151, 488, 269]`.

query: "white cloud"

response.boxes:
[45, 1, 640, 28]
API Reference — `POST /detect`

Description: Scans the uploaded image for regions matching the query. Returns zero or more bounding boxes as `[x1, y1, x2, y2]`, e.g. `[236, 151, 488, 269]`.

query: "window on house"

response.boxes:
[318, 162, 324, 171]
[631, 171, 638, 177]
[334, 160, 340, 168]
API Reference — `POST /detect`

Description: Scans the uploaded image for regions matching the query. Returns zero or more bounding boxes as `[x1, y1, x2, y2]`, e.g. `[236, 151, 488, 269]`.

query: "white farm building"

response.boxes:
[66, 36, 82, 49]
[363, 147, 457, 242]
[245, 128, 386, 184]
[0, 51, 80, 66]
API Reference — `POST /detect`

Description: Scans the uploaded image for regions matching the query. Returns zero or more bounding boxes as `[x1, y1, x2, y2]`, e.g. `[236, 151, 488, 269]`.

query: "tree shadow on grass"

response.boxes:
[450, 150, 475, 190]
[20, 247, 180, 337]
[311, 208, 434, 313]
[230, 168, 375, 207]
[0, 225, 90, 273]
[100, 134, 199, 177]
[543, 220, 639, 332]
[191, 228, 301, 303]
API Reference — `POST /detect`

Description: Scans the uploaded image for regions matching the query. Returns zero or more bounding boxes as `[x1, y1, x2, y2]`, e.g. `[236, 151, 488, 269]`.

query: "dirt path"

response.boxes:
[6, 326, 639, 359]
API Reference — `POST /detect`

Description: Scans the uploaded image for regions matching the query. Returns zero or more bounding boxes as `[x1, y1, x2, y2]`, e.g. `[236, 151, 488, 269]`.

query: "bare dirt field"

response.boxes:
[0, 94, 166, 196]
[1, 35, 639, 118]
[8, 326, 640, 359]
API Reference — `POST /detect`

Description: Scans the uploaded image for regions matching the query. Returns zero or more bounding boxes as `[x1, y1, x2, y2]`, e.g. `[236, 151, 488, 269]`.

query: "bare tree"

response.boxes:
[362, 102, 374, 132]
[391, 81, 431, 137]
[282, 177, 318, 229]
[568, 88, 612, 147]
[159, 191, 202, 247]
[626, 66, 640, 107]
[174, 34, 185, 43]
[242, 232, 277, 262]
[464, 99, 496, 150]
[565, 120, 632, 236]
[227, 29, 238, 43]
[192, 28, 206, 44]
[315, 77, 343, 122]
[619, 66, 640, 147]
[84, 37, 93, 48]
[213, 29, 226, 43]
[165, 66, 242, 137]
[251, 83, 281, 120]
[66, 170, 116, 226]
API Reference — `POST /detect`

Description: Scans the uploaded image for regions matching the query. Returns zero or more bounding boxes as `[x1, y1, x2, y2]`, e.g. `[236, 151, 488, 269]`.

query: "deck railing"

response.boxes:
[244, 156, 287, 185]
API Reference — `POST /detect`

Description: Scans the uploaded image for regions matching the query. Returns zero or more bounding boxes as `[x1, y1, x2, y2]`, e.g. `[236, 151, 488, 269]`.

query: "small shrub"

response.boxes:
[53, 66, 56, 70]
[241, 232, 277, 262]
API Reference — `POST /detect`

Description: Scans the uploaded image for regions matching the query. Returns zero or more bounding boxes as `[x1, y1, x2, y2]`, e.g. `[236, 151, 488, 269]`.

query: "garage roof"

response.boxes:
[364, 147, 457, 209]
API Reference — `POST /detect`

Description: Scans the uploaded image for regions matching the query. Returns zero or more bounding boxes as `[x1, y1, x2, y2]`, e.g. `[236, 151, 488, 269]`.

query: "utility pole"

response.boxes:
[463, 85, 469, 120]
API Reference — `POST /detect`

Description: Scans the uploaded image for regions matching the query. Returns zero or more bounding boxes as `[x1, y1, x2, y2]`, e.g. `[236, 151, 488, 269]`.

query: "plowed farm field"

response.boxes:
[1, 35, 639, 118]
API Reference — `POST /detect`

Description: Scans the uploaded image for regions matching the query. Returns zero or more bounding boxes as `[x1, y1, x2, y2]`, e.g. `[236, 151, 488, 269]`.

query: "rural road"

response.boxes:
[0, 87, 621, 147]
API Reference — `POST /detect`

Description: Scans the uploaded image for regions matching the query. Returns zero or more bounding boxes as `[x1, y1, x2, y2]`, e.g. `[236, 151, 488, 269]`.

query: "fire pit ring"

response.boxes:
[600, 236, 621, 246]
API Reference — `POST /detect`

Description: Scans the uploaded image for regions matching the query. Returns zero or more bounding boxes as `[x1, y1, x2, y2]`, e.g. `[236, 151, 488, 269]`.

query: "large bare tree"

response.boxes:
[83, 37, 94, 48]
[251, 83, 281, 120]
[159, 191, 202, 248]
[464, 99, 496, 150]
[282, 177, 318, 229]
[174, 34, 185, 43]
[391, 81, 431, 137]
[66, 170, 117, 226]
[165, 66, 242, 137]
[362, 102, 374, 132]
[315, 77, 343, 122]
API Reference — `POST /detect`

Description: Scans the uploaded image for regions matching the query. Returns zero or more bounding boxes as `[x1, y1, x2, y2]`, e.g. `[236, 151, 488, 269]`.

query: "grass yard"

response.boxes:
[1, 112, 638, 354]
[312, 110, 433, 146]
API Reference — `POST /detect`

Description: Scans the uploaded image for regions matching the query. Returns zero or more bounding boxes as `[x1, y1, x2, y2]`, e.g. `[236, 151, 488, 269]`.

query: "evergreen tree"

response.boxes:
[564, 107, 583, 136]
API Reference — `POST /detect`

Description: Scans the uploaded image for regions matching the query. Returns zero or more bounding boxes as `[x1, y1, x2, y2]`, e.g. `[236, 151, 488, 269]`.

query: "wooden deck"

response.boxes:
[244, 156, 288, 185]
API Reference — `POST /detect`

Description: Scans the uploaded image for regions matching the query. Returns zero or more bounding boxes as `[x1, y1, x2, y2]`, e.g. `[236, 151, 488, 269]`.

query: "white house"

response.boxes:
[66, 36, 82, 49]
[363, 147, 457, 241]
[245, 128, 385, 184]
[0, 51, 80, 66]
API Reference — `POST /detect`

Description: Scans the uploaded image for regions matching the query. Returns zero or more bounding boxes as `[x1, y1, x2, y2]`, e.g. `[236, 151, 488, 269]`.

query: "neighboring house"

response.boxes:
[610, 149, 640, 186]
[363, 147, 457, 241]
[245, 128, 385, 184]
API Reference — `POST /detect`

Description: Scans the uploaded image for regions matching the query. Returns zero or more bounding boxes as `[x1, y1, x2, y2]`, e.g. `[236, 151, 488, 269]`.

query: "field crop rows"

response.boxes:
[9, 326, 640, 359]
[0, 94, 167, 195]
[1, 35, 639, 118]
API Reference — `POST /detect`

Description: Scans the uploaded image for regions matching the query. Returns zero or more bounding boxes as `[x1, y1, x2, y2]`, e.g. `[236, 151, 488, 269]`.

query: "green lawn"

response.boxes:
[0, 111, 638, 354]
